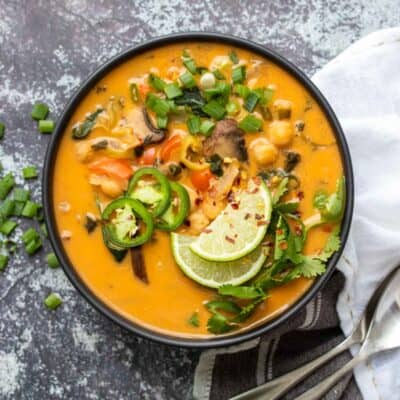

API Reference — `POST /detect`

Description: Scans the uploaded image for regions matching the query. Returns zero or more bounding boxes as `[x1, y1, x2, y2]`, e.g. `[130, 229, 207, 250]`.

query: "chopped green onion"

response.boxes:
[238, 115, 263, 132]
[0, 254, 8, 271]
[40, 223, 48, 238]
[0, 122, 5, 139]
[234, 84, 250, 99]
[164, 83, 183, 99]
[148, 73, 166, 91]
[31, 103, 49, 120]
[199, 120, 215, 136]
[204, 82, 231, 100]
[0, 173, 15, 200]
[232, 66, 246, 84]
[12, 202, 25, 217]
[38, 120, 55, 133]
[179, 71, 196, 88]
[156, 115, 168, 129]
[0, 199, 15, 218]
[182, 50, 197, 74]
[226, 100, 240, 115]
[129, 83, 139, 102]
[25, 238, 42, 255]
[202, 100, 226, 120]
[4, 239, 17, 253]
[187, 115, 201, 134]
[44, 293, 62, 310]
[46, 252, 59, 269]
[13, 188, 30, 202]
[229, 50, 239, 64]
[21, 201, 39, 218]
[213, 69, 226, 80]
[255, 87, 274, 105]
[0, 220, 17, 236]
[22, 228, 40, 244]
[22, 166, 38, 179]
[244, 91, 261, 112]
[146, 93, 170, 116]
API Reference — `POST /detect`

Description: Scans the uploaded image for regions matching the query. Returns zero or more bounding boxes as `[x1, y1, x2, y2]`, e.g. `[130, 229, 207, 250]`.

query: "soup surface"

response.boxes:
[53, 42, 344, 337]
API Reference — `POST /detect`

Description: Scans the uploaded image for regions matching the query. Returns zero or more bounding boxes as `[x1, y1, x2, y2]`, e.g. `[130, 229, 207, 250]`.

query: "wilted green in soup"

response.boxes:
[53, 42, 344, 337]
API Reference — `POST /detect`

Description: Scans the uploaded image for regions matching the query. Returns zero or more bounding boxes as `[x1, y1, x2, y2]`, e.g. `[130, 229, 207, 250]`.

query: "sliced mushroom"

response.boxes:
[203, 119, 248, 161]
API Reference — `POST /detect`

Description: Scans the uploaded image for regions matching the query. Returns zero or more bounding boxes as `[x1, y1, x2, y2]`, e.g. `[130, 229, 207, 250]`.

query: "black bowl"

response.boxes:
[43, 32, 354, 348]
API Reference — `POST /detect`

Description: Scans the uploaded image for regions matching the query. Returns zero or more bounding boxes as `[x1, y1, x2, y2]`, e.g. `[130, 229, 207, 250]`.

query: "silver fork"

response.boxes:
[230, 270, 393, 400]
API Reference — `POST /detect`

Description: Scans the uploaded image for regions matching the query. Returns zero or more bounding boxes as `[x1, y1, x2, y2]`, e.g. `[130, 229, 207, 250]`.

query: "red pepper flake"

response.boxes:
[276, 229, 283, 235]
[203, 228, 213, 234]
[257, 220, 268, 226]
[184, 219, 191, 227]
[230, 202, 239, 210]
[254, 213, 264, 220]
[279, 241, 288, 250]
[227, 191, 235, 202]
[298, 191, 304, 200]
[195, 197, 203, 206]
[244, 213, 251, 220]
[225, 235, 235, 244]
[294, 225, 303, 236]
[248, 187, 260, 194]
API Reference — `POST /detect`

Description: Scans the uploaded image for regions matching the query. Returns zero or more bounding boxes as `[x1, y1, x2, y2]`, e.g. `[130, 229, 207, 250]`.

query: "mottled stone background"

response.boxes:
[0, 1, 399, 399]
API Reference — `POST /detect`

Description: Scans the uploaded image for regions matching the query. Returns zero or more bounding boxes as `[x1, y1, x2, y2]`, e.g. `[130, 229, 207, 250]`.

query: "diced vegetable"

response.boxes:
[22, 166, 38, 179]
[202, 100, 226, 120]
[199, 120, 215, 136]
[212, 69, 225, 80]
[234, 84, 250, 98]
[226, 100, 240, 115]
[25, 238, 42, 255]
[179, 71, 196, 88]
[0, 254, 9, 271]
[0, 173, 15, 200]
[182, 50, 197, 74]
[156, 115, 168, 129]
[38, 120, 55, 133]
[0, 199, 16, 218]
[0, 220, 18, 236]
[238, 115, 263, 132]
[14, 188, 30, 202]
[244, 91, 260, 112]
[190, 169, 213, 191]
[200, 72, 216, 90]
[129, 83, 139, 102]
[229, 50, 239, 64]
[187, 115, 201, 134]
[31, 103, 49, 120]
[89, 158, 133, 180]
[21, 201, 39, 218]
[46, 252, 59, 269]
[44, 293, 62, 310]
[232, 66, 246, 84]
[164, 83, 183, 99]
[148, 73, 166, 91]
[22, 228, 40, 244]
[146, 93, 171, 116]
[160, 135, 182, 162]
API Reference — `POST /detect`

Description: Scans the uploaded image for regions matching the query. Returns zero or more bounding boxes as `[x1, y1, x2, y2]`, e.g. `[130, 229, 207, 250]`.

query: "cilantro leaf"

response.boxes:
[233, 297, 266, 323]
[319, 227, 341, 261]
[218, 285, 265, 299]
[206, 300, 241, 315]
[313, 191, 329, 210]
[297, 256, 326, 278]
[274, 200, 299, 213]
[207, 313, 236, 334]
[188, 312, 200, 327]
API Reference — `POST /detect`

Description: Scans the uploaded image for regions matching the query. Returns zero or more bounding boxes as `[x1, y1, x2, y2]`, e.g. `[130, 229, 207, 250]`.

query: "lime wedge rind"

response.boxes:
[189, 180, 272, 262]
[171, 233, 267, 288]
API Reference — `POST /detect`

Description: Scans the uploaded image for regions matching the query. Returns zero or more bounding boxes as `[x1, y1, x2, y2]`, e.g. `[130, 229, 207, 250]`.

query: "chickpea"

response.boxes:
[251, 139, 278, 166]
[101, 179, 123, 198]
[268, 120, 294, 147]
[200, 72, 216, 89]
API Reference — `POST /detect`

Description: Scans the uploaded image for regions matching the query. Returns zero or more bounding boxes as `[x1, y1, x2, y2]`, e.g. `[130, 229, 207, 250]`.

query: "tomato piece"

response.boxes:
[139, 84, 151, 98]
[190, 169, 213, 191]
[138, 147, 157, 165]
[89, 158, 133, 180]
[160, 134, 182, 162]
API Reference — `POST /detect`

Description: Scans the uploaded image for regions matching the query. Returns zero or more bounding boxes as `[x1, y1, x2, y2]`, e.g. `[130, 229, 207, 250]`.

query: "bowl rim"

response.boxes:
[42, 31, 354, 349]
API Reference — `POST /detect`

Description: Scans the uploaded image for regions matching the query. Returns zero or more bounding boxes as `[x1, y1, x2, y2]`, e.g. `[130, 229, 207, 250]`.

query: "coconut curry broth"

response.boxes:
[53, 42, 342, 336]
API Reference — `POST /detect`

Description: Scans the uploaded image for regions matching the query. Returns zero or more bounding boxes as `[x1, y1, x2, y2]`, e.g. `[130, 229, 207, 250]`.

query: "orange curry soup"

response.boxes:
[53, 42, 342, 337]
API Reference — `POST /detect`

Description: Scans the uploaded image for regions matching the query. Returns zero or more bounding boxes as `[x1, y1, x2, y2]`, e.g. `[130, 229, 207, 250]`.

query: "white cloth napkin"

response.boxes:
[313, 28, 400, 399]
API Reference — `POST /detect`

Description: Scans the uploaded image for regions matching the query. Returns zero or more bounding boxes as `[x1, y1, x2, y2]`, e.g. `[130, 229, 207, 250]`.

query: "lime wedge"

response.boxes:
[171, 233, 268, 288]
[189, 179, 272, 261]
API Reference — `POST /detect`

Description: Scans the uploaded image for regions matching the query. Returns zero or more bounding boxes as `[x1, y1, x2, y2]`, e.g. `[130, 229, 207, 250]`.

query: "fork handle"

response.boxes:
[230, 335, 355, 400]
[295, 352, 368, 400]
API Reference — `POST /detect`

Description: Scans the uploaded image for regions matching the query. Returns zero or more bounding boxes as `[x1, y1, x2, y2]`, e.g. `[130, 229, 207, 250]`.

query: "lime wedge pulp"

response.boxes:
[171, 233, 268, 288]
[189, 179, 272, 262]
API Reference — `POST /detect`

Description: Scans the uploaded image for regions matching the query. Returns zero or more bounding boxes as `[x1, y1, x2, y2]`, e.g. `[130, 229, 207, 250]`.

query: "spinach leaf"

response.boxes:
[72, 108, 103, 139]
[174, 88, 208, 117]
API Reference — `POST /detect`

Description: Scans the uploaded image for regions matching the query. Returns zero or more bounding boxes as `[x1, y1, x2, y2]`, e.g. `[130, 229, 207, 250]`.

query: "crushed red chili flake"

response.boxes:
[294, 225, 303, 236]
[230, 202, 239, 210]
[225, 235, 235, 244]
[203, 228, 213, 234]
[279, 241, 288, 250]
[276, 229, 283, 235]
[244, 213, 251, 220]
[257, 220, 268, 226]
[195, 197, 203, 206]
[298, 191, 304, 200]
[184, 219, 191, 227]
[254, 213, 264, 220]
[227, 191, 235, 202]
[248, 187, 260, 194]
